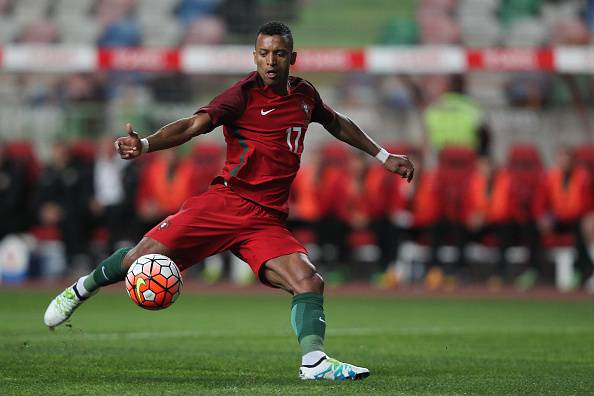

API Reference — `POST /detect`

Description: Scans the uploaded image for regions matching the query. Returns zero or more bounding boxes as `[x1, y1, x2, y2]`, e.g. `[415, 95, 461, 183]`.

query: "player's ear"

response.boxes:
[290, 51, 297, 66]
[253, 50, 257, 66]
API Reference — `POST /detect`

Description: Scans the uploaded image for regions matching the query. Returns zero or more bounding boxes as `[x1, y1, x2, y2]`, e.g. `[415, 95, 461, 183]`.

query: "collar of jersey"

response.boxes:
[255, 73, 294, 98]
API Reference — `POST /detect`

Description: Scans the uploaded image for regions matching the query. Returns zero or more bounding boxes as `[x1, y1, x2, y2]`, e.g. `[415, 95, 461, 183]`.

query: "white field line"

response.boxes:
[2, 326, 594, 343]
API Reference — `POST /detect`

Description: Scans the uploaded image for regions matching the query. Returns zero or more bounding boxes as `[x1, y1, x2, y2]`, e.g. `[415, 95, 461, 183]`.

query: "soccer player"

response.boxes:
[44, 21, 414, 381]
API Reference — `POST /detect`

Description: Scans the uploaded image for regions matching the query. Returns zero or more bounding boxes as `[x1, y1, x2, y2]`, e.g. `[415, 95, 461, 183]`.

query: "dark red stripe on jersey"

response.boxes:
[230, 129, 249, 177]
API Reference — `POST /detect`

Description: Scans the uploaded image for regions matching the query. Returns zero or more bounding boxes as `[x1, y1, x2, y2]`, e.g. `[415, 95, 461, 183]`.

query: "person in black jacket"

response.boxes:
[0, 143, 31, 238]
[34, 140, 94, 270]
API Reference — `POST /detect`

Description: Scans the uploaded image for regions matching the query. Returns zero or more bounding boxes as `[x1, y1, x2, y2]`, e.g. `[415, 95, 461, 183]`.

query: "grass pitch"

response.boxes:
[1, 287, 593, 395]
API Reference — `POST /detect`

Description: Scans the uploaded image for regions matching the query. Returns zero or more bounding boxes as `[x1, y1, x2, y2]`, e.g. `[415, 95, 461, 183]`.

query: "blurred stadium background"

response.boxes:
[0, 0, 594, 293]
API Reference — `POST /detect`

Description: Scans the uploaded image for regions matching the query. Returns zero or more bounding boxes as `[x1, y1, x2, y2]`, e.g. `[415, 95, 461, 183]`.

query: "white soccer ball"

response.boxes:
[125, 254, 183, 310]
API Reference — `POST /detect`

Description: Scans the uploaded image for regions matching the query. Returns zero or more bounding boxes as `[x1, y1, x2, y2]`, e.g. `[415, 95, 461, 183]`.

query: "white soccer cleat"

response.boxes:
[299, 356, 370, 381]
[43, 284, 87, 328]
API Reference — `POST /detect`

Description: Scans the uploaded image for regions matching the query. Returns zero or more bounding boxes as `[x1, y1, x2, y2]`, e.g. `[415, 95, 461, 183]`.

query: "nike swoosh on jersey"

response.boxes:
[260, 108, 276, 115]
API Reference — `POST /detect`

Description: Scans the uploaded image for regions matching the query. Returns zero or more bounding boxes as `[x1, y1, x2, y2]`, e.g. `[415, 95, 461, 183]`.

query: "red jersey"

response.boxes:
[197, 72, 337, 214]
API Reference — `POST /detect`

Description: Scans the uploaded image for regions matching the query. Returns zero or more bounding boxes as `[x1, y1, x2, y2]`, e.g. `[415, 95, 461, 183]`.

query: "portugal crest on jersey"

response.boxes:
[302, 100, 311, 122]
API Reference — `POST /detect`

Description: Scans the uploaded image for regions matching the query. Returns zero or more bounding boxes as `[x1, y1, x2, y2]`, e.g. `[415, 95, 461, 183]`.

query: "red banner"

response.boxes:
[98, 48, 180, 72]
[467, 48, 554, 71]
[293, 48, 365, 72]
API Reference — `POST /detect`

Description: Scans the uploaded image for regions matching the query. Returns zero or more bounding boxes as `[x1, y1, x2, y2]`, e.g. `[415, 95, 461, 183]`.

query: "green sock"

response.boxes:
[291, 292, 326, 355]
[82, 247, 132, 293]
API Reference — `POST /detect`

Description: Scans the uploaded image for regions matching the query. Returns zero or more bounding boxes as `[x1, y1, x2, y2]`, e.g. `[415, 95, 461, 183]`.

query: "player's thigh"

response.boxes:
[235, 224, 307, 279]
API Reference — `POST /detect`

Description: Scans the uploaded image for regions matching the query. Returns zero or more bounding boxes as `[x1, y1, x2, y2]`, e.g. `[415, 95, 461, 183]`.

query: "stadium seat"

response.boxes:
[575, 144, 594, 205]
[53, 0, 94, 14]
[459, 14, 501, 46]
[0, 16, 18, 44]
[95, 0, 137, 27]
[505, 144, 543, 223]
[439, 148, 470, 177]
[499, 0, 542, 25]
[418, 0, 457, 13]
[16, 19, 59, 44]
[136, 0, 178, 14]
[542, 2, 584, 33]
[136, 0, 178, 25]
[4, 140, 40, 182]
[503, 18, 547, 46]
[418, 13, 460, 44]
[435, 146, 476, 222]
[12, 0, 51, 21]
[507, 144, 542, 170]
[56, 17, 101, 45]
[550, 18, 590, 45]
[69, 139, 96, 161]
[377, 17, 419, 45]
[575, 145, 594, 171]
[180, 16, 226, 46]
[139, 16, 182, 47]
[458, 0, 499, 14]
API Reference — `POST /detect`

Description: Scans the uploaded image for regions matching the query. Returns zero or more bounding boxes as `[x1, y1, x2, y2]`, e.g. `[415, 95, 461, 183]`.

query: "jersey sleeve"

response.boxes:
[195, 79, 250, 128]
[310, 84, 337, 126]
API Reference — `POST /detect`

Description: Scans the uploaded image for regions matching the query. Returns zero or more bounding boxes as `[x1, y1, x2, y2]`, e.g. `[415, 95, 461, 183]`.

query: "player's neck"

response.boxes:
[257, 74, 290, 96]
[266, 82, 289, 96]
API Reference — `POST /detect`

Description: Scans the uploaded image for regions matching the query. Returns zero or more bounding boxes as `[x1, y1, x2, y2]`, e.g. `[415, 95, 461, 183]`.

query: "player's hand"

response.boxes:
[384, 154, 414, 182]
[114, 123, 141, 160]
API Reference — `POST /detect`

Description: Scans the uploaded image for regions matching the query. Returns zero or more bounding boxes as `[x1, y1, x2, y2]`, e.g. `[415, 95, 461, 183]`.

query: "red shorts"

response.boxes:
[145, 184, 307, 283]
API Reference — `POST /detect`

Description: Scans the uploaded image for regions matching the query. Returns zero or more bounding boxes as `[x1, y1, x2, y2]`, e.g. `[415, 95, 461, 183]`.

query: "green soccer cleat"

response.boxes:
[299, 356, 370, 381]
[43, 284, 88, 328]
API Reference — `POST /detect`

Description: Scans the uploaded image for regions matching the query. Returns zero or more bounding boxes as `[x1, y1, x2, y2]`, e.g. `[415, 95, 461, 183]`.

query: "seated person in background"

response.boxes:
[498, 148, 546, 290]
[316, 150, 396, 283]
[339, 152, 390, 278]
[288, 149, 322, 243]
[136, 148, 197, 231]
[538, 146, 594, 289]
[388, 148, 437, 285]
[312, 145, 351, 271]
[425, 147, 475, 289]
[465, 157, 503, 280]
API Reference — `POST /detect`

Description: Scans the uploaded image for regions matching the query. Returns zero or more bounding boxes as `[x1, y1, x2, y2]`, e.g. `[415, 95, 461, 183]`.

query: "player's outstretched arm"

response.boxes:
[115, 113, 212, 160]
[324, 112, 414, 182]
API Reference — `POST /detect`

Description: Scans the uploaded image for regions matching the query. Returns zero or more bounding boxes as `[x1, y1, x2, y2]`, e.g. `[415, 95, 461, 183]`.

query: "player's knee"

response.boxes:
[307, 271, 325, 294]
[293, 263, 324, 294]
[122, 250, 137, 271]
[122, 237, 171, 270]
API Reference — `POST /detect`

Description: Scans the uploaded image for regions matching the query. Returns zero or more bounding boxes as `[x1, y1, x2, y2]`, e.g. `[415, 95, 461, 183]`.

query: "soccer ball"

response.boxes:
[125, 254, 183, 310]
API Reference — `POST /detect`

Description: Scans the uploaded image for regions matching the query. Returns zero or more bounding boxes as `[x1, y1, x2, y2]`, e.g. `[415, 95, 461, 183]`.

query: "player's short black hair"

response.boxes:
[255, 21, 293, 50]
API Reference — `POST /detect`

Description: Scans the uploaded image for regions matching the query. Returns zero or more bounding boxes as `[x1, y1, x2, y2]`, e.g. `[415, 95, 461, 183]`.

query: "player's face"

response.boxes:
[253, 34, 296, 90]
